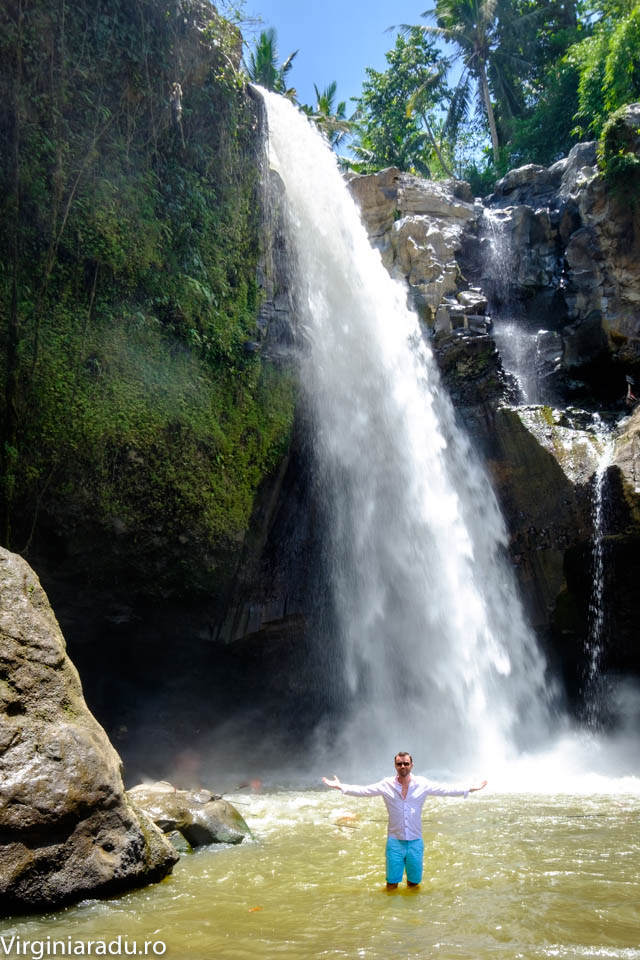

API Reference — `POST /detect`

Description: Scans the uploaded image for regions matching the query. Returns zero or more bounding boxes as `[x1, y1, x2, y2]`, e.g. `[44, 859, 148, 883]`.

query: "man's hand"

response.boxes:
[322, 775, 342, 790]
[469, 780, 488, 793]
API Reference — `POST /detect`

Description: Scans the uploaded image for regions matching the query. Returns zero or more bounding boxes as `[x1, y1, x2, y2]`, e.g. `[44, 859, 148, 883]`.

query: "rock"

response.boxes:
[398, 175, 476, 221]
[536, 330, 563, 381]
[612, 405, 640, 501]
[434, 332, 507, 412]
[347, 166, 401, 238]
[0, 549, 178, 916]
[457, 289, 488, 313]
[349, 168, 481, 325]
[558, 142, 598, 199]
[167, 830, 193, 854]
[482, 109, 640, 381]
[481, 406, 594, 628]
[128, 783, 251, 847]
[483, 204, 557, 295]
[493, 163, 555, 199]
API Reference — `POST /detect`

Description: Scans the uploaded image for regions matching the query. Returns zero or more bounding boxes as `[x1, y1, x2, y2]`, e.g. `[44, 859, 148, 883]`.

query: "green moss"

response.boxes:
[540, 405, 555, 427]
[0, 0, 296, 595]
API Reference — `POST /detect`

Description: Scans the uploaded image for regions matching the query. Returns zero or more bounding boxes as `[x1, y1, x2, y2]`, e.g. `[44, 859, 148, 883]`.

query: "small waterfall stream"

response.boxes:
[260, 89, 553, 776]
[482, 208, 541, 403]
[481, 203, 621, 728]
[584, 422, 614, 727]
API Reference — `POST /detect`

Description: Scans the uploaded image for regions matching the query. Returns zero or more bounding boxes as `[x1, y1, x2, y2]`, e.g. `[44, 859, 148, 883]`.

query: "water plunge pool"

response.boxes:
[3, 790, 639, 960]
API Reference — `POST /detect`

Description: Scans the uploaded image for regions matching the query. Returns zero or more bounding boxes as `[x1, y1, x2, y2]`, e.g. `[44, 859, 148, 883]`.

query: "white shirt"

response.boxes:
[339, 775, 470, 841]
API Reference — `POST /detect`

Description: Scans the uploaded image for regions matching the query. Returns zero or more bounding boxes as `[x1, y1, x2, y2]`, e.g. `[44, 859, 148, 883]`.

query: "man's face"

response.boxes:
[394, 754, 413, 778]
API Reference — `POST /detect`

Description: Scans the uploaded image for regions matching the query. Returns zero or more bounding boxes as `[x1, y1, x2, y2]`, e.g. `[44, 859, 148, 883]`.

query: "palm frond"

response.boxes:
[281, 49, 298, 77]
[443, 69, 473, 138]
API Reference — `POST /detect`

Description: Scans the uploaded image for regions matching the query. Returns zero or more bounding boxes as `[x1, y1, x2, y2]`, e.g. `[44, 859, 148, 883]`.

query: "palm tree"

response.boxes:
[302, 82, 352, 148]
[415, 0, 502, 163]
[405, 63, 456, 176]
[245, 28, 298, 99]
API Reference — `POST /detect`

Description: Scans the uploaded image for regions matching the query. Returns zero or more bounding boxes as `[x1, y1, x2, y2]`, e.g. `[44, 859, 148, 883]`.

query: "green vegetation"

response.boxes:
[568, 0, 640, 138]
[343, 0, 640, 190]
[350, 29, 450, 177]
[244, 28, 298, 99]
[301, 83, 351, 150]
[598, 106, 640, 201]
[0, 0, 296, 595]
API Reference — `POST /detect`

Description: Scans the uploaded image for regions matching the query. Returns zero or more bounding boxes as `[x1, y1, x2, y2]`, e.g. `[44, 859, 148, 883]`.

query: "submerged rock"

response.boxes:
[128, 783, 251, 847]
[0, 549, 178, 916]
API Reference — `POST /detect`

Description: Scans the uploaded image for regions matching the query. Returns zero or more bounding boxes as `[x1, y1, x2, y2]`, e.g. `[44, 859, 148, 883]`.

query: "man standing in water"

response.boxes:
[323, 753, 487, 890]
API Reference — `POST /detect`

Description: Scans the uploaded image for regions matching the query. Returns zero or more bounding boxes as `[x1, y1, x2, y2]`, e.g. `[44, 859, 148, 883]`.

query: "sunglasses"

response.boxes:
[395, 761, 411, 766]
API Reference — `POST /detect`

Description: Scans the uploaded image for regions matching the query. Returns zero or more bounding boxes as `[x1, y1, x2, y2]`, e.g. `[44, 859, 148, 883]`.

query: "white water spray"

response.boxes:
[260, 91, 557, 778]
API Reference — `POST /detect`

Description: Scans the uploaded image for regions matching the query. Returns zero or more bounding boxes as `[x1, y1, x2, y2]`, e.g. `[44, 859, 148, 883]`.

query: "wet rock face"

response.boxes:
[348, 159, 640, 699]
[0, 549, 178, 915]
[484, 107, 640, 390]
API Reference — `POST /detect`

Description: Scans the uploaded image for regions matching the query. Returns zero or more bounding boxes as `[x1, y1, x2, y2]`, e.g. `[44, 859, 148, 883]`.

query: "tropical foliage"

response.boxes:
[345, 0, 640, 190]
[568, 0, 640, 138]
[415, 0, 503, 162]
[301, 82, 351, 149]
[245, 28, 298, 98]
[350, 29, 450, 176]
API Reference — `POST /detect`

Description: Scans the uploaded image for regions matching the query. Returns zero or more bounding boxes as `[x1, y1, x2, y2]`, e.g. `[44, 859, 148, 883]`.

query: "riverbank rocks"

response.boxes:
[128, 782, 251, 847]
[0, 548, 178, 916]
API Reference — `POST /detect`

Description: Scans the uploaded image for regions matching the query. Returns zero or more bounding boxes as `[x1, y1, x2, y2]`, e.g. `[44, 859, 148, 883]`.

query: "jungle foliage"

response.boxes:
[349, 29, 451, 177]
[0, 0, 295, 594]
[346, 0, 640, 191]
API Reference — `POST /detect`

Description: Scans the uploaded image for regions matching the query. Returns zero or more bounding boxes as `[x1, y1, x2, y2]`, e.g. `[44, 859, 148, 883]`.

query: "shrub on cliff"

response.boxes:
[598, 104, 640, 203]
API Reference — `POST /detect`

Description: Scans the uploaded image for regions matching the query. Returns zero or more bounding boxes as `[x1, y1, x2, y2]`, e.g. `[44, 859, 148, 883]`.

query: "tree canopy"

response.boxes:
[350, 28, 450, 176]
[245, 28, 298, 98]
[248, 0, 640, 191]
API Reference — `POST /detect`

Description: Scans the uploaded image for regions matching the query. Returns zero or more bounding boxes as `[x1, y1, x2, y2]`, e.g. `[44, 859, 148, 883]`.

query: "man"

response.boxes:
[322, 752, 487, 890]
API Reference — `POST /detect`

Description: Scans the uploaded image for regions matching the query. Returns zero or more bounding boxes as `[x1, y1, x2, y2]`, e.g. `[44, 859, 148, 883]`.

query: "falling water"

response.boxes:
[482, 208, 540, 403]
[584, 421, 614, 727]
[260, 90, 553, 777]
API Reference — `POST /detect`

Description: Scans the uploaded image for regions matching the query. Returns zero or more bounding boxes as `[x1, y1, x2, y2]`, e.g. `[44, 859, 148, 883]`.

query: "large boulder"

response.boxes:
[128, 783, 251, 847]
[0, 549, 178, 915]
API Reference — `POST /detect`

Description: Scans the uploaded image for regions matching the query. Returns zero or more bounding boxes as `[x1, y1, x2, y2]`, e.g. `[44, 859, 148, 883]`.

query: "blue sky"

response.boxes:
[245, 1, 430, 112]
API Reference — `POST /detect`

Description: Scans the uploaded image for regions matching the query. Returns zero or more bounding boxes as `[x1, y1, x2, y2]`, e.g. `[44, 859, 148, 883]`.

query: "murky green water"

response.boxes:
[2, 791, 639, 960]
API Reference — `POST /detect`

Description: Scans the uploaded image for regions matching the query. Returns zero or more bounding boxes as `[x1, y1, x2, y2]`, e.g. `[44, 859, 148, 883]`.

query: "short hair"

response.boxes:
[394, 751, 413, 763]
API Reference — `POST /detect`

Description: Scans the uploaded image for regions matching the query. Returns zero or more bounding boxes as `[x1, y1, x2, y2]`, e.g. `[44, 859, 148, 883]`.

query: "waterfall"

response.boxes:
[584, 421, 614, 727]
[482, 208, 541, 403]
[259, 90, 554, 777]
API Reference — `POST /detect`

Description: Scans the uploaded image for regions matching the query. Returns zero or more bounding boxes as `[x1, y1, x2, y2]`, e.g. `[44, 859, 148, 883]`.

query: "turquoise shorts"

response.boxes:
[385, 837, 424, 884]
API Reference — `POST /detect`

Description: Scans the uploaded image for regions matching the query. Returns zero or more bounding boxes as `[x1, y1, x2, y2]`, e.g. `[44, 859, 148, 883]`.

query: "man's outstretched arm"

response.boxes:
[469, 780, 488, 793]
[322, 775, 386, 797]
[322, 775, 342, 790]
[422, 778, 488, 798]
